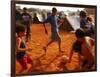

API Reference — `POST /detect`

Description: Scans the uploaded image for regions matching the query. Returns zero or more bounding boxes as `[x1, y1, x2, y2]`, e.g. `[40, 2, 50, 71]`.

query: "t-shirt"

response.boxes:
[80, 17, 88, 29]
[44, 15, 58, 33]
[21, 13, 31, 22]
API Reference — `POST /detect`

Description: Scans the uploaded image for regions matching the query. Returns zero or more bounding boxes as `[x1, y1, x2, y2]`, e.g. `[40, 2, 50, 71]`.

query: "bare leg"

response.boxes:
[26, 24, 31, 42]
[28, 62, 35, 72]
[58, 38, 63, 52]
[19, 67, 28, 74]
[43, 40, 54, 52]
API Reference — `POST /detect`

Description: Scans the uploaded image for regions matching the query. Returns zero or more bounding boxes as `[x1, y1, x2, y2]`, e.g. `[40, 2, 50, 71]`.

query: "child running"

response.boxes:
[16, 26, 33, 73]
[43, 7, 63, 52]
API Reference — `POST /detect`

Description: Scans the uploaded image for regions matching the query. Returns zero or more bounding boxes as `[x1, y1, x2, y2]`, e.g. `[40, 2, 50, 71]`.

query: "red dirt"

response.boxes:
[16, 23, 95, 74]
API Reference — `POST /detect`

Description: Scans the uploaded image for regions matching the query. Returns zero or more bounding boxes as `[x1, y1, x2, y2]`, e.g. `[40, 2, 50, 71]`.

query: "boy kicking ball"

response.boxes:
[43, 7, 63, 53]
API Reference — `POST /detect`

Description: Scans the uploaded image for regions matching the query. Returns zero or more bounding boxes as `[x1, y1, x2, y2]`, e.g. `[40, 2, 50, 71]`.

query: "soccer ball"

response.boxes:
[61, 55, 69, 63]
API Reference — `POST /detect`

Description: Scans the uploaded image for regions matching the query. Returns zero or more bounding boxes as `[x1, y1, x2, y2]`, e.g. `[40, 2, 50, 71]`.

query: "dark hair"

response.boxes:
[23, 7, 27, 11]
[79, 11, 87, 18]
[75, 29, 85, 38]
[16, 26, 25, 34]
[52, 7, 57, 12]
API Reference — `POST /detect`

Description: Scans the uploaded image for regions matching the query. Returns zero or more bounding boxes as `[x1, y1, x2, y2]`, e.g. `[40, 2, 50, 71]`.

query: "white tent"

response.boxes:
[67, 15, 80, 30]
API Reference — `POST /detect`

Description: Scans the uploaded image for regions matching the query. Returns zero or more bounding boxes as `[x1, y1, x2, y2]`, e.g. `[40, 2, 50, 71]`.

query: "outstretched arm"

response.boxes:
[43, 22, 48, 35]
[43, 16, 51, 35]
[16, 38, 32, 52]
[68, 49, 74, 63]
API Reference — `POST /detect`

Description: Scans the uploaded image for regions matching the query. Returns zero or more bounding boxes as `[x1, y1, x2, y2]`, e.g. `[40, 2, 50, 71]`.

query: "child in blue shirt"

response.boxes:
[43, 7, 63, 52]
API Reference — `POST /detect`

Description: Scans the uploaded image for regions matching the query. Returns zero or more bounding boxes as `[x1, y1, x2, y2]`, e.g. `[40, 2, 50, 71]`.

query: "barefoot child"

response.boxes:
[16, 26, 33, 73]
[68, 29, 95, 70]
[43, 7, 63, 52]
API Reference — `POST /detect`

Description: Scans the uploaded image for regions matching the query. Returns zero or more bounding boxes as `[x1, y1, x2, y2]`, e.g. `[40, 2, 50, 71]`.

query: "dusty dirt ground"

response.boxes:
[16, 23, 96, 74]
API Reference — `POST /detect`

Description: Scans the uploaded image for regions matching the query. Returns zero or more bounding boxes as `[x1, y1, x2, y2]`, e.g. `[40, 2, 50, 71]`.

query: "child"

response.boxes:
[16, 26, 33, 73]
[68, 29, 95, 70]
[43, 7, 63, 52]
[86, 16, 95, 38]
[33, 13, 40, 23]
[21, 7, 32, 42]
[79, 10, 88, 29]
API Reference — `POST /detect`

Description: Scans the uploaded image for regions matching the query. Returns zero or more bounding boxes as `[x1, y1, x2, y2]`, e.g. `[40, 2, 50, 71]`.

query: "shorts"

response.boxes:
[51, 32, 60, 41]
[17, 55, 32, 70]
